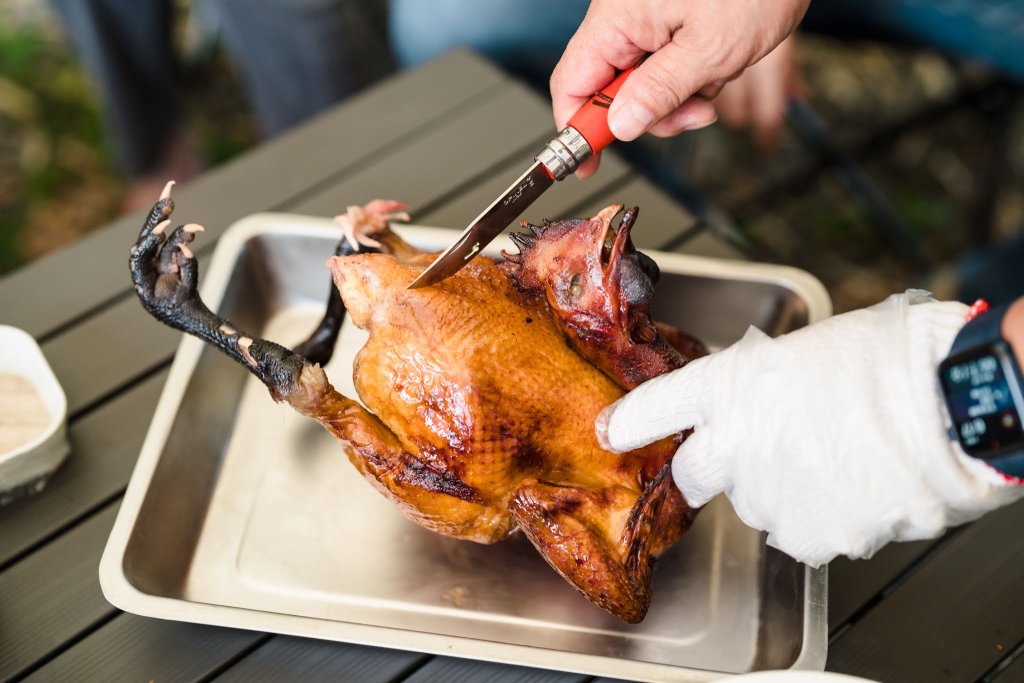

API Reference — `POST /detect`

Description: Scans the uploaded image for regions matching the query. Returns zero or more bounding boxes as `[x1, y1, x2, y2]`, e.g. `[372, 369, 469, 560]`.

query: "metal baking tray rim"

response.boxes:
[101, 213, 830, 682]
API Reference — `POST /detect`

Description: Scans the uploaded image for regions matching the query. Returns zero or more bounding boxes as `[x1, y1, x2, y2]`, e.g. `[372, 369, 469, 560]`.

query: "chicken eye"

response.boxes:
[568, 273, 583, 300]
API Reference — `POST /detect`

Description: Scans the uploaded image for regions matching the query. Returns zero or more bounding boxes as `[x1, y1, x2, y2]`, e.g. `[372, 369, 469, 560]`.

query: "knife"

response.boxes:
[407, 66, 636, 289]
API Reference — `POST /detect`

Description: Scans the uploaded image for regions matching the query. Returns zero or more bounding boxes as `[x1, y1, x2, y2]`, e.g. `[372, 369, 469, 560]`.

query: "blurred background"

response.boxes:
[0, 0, 258, 274]
[1, 0, 1022, 313]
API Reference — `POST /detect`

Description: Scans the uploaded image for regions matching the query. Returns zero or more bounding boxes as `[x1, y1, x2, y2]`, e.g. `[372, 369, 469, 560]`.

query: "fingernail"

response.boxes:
[594, 399, 622, 451]
[609, 102, 654, 141]
[680, 110, 718, 132]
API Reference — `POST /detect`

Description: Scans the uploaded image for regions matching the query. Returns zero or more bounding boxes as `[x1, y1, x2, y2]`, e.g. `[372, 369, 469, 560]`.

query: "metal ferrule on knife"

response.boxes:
[536, 127, 593, 181]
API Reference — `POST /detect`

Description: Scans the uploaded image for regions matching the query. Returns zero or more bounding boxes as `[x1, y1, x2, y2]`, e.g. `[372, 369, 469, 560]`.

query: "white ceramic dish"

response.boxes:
[0, 325, 70, 504]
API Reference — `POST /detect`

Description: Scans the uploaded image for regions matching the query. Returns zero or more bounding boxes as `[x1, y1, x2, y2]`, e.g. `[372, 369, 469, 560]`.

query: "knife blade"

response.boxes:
[406, 162, 553, 288]
[407, 66, 636, 289]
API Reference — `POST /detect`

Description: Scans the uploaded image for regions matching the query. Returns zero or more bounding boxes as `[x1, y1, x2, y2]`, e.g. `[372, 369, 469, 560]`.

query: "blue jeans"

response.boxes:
[389, 0, 587, 85]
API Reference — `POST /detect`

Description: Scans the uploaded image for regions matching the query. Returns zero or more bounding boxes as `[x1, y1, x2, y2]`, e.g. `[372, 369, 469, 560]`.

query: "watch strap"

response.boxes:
[949, 303, 1009, 355]
[989, 452, 1024, 481]
[947, 303, 1024, 480]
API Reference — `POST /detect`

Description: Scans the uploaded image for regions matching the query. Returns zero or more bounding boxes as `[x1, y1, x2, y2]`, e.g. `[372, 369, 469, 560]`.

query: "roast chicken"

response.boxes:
[130, 184, 706, 622]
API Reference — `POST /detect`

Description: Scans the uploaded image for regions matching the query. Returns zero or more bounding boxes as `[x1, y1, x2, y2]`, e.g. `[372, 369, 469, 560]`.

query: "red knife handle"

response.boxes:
[565, 66, 635, 154]
[537, 67, 636, 180]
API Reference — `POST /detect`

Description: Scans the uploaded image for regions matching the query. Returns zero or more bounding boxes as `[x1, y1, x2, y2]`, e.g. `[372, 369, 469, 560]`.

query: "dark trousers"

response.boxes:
[51, 0, 389, 177]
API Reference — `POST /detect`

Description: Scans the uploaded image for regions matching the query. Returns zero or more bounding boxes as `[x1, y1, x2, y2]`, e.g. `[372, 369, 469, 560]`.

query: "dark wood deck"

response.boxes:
[2, 50, 1022, 683]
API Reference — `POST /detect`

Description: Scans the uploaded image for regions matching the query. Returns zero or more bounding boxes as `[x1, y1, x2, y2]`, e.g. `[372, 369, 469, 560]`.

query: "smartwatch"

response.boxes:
[938, 303, 1024, 480]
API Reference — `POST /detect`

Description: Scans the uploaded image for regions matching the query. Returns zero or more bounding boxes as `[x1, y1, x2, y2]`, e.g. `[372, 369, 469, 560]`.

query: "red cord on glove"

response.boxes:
[966, 299, 989, 321]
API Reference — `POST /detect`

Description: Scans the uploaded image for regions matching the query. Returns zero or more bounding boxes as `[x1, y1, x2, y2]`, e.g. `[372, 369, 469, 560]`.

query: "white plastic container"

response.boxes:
[0, 325, 69, 505]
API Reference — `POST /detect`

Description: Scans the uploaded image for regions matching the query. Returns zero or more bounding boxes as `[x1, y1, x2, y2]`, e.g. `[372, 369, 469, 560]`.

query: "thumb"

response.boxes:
[596, 355, 712, 453]
[670, 428, 724, 507]
[608, 40, 719, 141]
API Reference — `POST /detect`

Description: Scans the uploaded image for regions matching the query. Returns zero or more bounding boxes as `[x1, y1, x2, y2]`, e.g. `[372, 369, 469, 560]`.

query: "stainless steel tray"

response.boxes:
[101, 213, 831, 682]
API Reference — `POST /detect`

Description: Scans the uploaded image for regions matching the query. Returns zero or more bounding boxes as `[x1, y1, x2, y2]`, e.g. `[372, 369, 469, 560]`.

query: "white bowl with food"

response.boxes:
[0, 325, 69, 505]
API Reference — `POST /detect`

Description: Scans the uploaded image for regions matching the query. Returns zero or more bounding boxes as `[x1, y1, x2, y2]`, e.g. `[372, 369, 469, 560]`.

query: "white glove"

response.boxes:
[597, 290, 1023, 567]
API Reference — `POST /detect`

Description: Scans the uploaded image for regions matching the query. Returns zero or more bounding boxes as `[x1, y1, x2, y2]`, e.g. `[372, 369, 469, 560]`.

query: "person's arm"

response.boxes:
[549, 0, 810, 177]
[712, 35, 806, 154]
[597, 291, 1024, 566]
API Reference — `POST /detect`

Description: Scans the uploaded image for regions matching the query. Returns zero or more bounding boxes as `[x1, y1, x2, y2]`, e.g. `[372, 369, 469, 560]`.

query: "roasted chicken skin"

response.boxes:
[130, 186, 706, 622]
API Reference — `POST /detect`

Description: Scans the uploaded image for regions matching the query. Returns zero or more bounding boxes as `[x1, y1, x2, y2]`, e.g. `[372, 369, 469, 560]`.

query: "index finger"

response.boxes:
[550, 16, 645, 130]
[549, 35, 612, 178]
[550, 36, 617, 131]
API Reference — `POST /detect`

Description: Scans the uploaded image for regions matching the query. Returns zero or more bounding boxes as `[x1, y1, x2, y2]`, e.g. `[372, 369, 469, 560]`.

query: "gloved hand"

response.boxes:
[597, 290, 1023, 567]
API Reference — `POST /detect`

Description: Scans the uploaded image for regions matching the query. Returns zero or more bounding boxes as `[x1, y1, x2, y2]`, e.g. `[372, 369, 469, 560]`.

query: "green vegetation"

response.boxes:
[0, 10, 259, 277]
[0, 21, 115, 274]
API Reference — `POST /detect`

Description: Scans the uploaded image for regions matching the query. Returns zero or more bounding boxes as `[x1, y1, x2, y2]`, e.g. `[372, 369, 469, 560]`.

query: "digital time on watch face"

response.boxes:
[939, 344, 1024, 457]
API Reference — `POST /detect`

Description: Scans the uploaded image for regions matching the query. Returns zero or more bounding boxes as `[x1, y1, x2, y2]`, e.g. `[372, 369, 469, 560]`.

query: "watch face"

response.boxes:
[940, 344, 1024, 457]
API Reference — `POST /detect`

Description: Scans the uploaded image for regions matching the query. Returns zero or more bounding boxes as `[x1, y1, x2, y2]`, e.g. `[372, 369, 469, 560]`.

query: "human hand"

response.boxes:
[550, 0, 811, 178]
[596, 291, 1023, 567]
[713, 34, 806, 154]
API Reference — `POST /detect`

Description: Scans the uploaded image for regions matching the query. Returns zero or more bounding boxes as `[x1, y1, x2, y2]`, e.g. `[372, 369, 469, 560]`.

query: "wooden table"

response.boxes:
[2, 50, 1022, 683]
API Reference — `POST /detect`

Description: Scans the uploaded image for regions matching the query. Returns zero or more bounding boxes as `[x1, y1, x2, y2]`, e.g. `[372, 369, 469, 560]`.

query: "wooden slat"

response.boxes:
[400, 657, 589, 683]
[0, 504, 118, 680]
[673, 228, 744, 260]
[827, 539, 936, 633]
[284, 82, 554, 217]
[993, 649, 1024, 682]
[41, 298, 176, 417]
[827, 498, 1024, 682]
[0, 370, 166, 567]
[0, 51, 506, 339]
[23, 615, 264, 683]
[216, 638, 427, 683]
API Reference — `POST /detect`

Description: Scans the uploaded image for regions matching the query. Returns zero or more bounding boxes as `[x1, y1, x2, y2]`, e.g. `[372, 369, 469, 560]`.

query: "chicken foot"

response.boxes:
[129, 186, 513, 542]
[130, 182, 336, 402]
